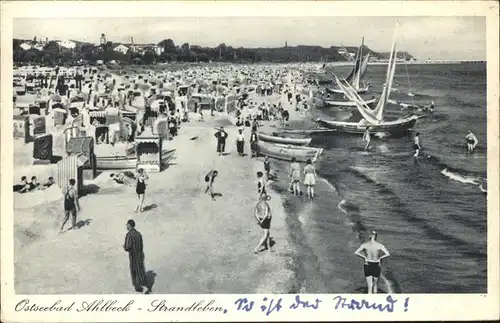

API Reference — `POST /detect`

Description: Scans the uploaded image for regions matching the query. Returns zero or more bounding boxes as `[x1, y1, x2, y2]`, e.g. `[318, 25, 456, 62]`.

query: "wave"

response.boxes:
[441, 168, 481, 185]
[344, 166, 485, 259]
[423, 153, 486, 178]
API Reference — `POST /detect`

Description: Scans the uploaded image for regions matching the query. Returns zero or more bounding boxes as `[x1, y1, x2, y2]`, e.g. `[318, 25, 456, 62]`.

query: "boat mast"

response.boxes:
[357, 37, 364, 89]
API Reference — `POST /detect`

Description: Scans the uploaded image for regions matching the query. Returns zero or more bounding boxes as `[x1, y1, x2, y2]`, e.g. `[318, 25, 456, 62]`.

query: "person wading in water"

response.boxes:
[465, 129, 479, 154]
[303, 159, 318, 200]
[363, 126, 371, 151]
[354, 230, 391, 294]
[60, 178, 80, 233]
[289, 157, 301, 196]
[254, 193, 274, 254]
[413, 132, 422, 158]
[123, 219, 149, 293]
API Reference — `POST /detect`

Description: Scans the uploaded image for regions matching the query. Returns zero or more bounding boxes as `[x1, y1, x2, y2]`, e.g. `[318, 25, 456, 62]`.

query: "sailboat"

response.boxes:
[315, 27, 419, 135]
[326, 37, 371, 96]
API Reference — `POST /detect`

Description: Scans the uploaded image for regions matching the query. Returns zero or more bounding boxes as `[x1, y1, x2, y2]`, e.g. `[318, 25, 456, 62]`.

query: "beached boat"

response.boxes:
[96, 149, 176, 170]
[326, 84, 369, 95]
[257, 132, 311, 146]
[324, 97, 376, 107]
[257, 142, 323, 163]
[96, 155, 137, 170]
[327, 38, 371, 95]
[316, 25, 419, 136]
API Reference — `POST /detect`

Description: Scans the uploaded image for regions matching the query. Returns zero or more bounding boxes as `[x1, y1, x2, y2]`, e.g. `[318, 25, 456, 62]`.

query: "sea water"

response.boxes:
[273, 63, 487, 293]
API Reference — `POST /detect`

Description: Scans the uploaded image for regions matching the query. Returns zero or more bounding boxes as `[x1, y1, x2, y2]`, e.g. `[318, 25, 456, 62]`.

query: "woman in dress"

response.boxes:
[135, 168, 149, 213]
[289, 157, 301, 196]
[303, 159, 318, 200]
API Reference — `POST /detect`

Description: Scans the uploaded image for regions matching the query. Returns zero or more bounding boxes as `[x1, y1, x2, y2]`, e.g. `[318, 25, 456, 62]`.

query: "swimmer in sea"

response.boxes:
[363, 127, 371, 151]
[465, 129, 479, 154]
[354, 230, 390, 294]
[413, 132, 421, 158]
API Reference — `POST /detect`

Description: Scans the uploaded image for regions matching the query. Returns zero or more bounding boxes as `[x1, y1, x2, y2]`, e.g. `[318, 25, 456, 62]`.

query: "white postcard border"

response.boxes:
[1, 1, 499, 322]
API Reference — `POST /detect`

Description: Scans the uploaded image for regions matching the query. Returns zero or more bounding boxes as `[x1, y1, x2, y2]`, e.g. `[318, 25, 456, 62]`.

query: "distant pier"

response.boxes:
[328, 60, 485, 67]
[368, 59, 486, 65]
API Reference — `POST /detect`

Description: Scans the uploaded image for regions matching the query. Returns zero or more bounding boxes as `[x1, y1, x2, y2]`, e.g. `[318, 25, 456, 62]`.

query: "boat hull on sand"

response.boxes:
[326, 85, 369, 95]
[96, 149, 176, 170]
[324, 98, 376, 107]
[96, 156, 137, 169]
[257, 142, 323, 163]
[257, 133, 311, 146]
[315, 117, 418, 134]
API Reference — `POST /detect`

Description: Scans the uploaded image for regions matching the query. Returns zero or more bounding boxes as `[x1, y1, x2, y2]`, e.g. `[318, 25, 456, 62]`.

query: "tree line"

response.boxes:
[13, 38, 414, 66]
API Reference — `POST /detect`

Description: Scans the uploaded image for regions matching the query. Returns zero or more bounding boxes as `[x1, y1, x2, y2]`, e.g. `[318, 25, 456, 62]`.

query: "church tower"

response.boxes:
[100, 33, 106, 46]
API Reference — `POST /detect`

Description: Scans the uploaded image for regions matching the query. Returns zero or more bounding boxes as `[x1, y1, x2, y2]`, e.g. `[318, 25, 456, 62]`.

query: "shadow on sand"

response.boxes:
[142, 204, 158, 212]
[80, 184, 100, 197]
[212, 193, 223, 200]
[74, 219, 92, 229]
[145, 270, 157, 294]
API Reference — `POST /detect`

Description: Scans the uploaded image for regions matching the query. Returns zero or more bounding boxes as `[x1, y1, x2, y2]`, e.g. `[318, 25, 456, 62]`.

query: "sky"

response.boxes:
[13, 16, 486, 60]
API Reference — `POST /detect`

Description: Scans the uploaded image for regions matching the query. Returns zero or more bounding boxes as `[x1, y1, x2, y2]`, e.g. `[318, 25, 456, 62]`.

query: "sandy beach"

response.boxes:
[14, 108, 301, 294]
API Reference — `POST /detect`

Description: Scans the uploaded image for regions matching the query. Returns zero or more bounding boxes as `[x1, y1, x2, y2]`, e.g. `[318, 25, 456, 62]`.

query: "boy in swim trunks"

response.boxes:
[354, 230, 391, 294]
[60, 179, 80, 233]
[204, 170, 218, 201]
[254, 193, 274, 254]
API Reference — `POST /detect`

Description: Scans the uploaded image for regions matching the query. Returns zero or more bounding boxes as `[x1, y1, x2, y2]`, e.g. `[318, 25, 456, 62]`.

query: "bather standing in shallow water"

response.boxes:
[303, 159, 318, 200]
[354, 230, 391, 294]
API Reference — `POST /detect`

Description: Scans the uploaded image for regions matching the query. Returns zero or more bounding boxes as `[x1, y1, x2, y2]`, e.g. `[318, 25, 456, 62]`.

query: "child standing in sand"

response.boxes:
[204, 170, 218, 201]
[135, 168, 149, 213]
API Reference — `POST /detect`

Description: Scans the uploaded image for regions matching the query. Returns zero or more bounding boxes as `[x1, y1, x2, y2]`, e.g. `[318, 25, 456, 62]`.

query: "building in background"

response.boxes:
[57, 40, 76, 51]
[113, 44, 129, 55]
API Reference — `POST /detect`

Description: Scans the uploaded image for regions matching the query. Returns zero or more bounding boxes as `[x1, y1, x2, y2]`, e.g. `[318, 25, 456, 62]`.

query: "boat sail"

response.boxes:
[326, 37, 370, 95]
[315, 25, 419, 135]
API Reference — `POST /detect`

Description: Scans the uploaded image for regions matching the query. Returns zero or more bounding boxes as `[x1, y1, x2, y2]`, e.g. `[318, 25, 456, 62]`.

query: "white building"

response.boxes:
[154, 46, 164, 56]
[113, 44, 129, 55]
[57, 40, 76, 50]
[19, 43, 32, 50]
[33, 44, 45, 51]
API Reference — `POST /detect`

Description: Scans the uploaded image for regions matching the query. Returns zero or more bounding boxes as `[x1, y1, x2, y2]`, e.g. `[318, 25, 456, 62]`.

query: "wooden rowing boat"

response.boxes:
[257, 132, 311, 146]
[323, 98, 376, 107]
[96, 149, 176, 170]
[96, 155, 137, 169]
[314, 116, 419, 134]
[257, 142, 323, 163]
